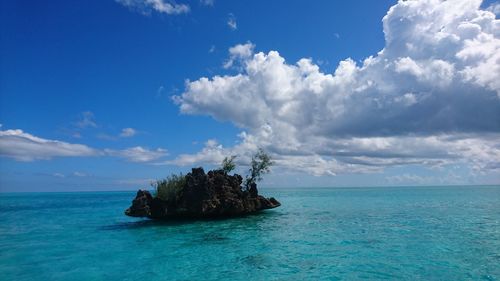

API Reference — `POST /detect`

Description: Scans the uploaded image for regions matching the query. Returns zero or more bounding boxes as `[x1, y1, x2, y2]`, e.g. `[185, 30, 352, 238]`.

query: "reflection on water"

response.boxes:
[99, 210, 280, 231]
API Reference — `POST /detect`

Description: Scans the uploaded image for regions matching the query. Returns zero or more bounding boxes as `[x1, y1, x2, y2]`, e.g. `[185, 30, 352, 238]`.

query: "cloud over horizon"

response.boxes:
[0, 128, 167, 163]
[174, 0, 500, 176]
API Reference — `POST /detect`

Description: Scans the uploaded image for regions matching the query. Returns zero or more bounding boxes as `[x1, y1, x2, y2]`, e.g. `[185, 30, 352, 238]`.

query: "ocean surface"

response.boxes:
[0, 186, 499, 280]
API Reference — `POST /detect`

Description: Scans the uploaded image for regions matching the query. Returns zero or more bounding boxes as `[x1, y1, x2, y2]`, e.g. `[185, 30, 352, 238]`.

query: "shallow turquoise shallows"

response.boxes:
[0, 186, 499, 280]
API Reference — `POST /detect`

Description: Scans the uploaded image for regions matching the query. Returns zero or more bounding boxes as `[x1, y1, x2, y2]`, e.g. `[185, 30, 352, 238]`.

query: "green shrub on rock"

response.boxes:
[245, 149, 273, 190]
[220, 155, 237, 173]
[152, 173, 186, 204]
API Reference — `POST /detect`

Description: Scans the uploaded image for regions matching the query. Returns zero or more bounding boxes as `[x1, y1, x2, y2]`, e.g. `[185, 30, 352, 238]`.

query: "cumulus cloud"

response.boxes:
[0, 129, 99, 161]
[119, 127, 137, 138]
[105, 146, 168, 162]
[173, 0, 500, 176]
[116, 0, 189, 15]
[223, 42, 255, 69]
[0, 128, 167, 163]
[166, 132, 500, 176]
[166, 139, 227, 166]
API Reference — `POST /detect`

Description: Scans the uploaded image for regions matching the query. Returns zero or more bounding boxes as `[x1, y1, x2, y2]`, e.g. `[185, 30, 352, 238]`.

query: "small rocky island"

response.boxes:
[125, 150, 281, 219]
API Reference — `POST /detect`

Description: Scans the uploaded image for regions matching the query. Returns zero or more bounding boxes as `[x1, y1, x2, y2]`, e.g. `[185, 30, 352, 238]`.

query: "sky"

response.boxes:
[1, 0, 499, 192]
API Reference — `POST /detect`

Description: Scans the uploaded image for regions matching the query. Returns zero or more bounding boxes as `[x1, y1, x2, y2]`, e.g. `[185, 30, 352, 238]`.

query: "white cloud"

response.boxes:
[227, 13, 237, 30]
[105, 146, 168, 162]
[0, 128, 168, 163]
[0, 129, 99, 161]
[385, 172, 467, 185]
[173, 0, 500, 176]
[394, 92, 417, 106]
[223, 42, 255, 69]
[386, 173, 428, 184]
[166, 139, 226, 166]
[53, 173, 65, 178]
[73, 171, 87, 177]
[119, 128, 137, 138]
[98, 127, 138, 140]
[116, 0, 189, 15]
[166, 132, 500, 176]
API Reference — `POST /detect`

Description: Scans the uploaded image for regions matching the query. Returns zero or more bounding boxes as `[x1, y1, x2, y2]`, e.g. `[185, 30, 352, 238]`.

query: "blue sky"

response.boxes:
[1, 0, 499, 192]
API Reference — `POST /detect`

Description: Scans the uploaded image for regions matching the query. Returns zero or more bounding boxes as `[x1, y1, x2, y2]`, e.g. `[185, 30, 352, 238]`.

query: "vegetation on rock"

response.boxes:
[153, 173, 186, 204]
[220, 155, 237, 174]
[125, 150, 280, 219]
[245, 148, 273, 190]
[153, 150, 273, 201]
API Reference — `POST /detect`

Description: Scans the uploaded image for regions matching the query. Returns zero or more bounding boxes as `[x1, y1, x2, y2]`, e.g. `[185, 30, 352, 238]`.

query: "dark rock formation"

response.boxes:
[125, 189, 152, 217]
[125, 167, 281, 219]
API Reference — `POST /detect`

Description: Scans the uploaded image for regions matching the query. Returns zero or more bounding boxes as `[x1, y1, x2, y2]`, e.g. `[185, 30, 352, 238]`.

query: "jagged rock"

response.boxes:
[125, 167, 281, 219]
[124, 190, 153, 217]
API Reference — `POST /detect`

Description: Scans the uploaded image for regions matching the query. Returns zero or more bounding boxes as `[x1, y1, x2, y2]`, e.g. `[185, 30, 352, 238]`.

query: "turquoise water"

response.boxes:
[0, 186, 499, 280]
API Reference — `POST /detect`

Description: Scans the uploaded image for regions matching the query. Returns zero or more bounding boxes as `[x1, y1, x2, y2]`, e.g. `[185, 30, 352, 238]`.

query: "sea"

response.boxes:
[0, 186, 498, 280]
